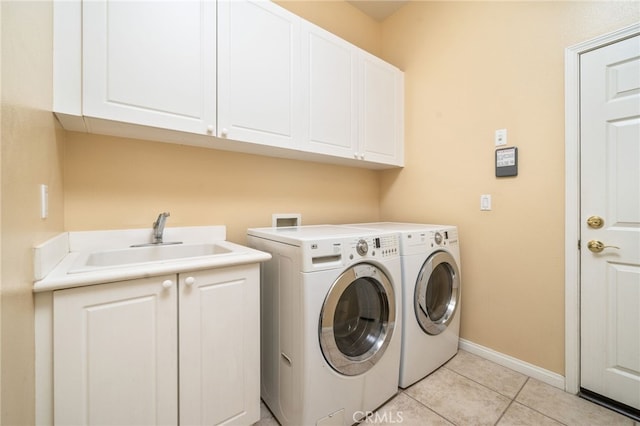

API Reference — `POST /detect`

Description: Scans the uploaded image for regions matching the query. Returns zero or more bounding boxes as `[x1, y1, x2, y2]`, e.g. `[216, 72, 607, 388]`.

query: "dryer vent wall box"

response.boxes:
[495, 147, 518, 177]
[272, 214, 301, 227]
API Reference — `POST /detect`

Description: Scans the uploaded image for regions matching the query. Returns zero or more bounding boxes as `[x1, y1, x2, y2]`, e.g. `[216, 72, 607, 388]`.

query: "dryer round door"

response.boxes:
[319, 263, 396, 376]
[415, 251, 460, 335]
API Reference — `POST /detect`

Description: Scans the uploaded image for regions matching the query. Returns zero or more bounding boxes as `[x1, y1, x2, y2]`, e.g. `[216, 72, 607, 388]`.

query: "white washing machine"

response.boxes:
[247, 225, 402, 426]
[348, 222, 461, 388]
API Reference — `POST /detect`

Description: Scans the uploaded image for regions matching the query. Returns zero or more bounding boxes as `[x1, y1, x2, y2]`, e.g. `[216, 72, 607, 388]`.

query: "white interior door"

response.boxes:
[580, 34, 640, 410]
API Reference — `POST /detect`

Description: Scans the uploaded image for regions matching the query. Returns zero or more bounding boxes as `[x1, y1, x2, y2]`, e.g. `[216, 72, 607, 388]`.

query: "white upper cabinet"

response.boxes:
[54, 0, 403, 168]
[217, 0, 303, 149]
[300, 22, 404, 166]
[300, 21, 358, 158]
[82, 0, 216, 135]
[359, 51, 404, 165]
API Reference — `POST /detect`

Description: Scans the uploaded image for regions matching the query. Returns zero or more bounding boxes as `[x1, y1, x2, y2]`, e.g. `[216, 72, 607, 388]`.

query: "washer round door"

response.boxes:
[415, 251, 461, 335]
[319, 263, 396, 376]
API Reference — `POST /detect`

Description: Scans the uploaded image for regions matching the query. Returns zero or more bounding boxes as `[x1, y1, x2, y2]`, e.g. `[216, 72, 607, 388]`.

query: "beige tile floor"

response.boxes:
[257, 349, 638, 426]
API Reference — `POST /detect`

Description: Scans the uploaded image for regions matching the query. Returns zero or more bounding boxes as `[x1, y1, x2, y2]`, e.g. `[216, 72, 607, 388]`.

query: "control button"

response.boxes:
[356, 239, 369, 256]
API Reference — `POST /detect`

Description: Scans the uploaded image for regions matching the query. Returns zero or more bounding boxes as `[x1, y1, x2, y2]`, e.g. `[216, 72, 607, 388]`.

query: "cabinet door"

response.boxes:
[300, 21, 358, 158]
[359, 51, 404, 166]
[217, 0, 302, 149]
[83, 0, 216, 135]
[53, 276, 178, 425]
[179, 266, 260, 425]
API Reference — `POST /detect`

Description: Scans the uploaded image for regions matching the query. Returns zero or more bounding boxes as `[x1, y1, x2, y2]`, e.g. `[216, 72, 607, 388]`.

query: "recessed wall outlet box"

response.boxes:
[495, 128, 507, 146]
[480, 194, 492, 211]
[272, 213, 301, 227]
[40, 184, 49, 219]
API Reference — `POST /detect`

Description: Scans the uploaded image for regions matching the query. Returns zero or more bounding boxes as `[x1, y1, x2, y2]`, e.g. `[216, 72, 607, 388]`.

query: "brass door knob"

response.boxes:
[587, 216, 604, 229]
[587, 240, 620, 253]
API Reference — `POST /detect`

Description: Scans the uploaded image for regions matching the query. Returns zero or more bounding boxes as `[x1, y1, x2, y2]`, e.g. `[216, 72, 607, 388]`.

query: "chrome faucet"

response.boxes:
[130, 212, 182, 247]
[152, 212, 170, 244]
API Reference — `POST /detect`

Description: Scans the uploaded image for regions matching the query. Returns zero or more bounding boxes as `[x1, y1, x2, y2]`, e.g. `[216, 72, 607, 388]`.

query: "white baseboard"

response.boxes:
[459, 339, 566, 391]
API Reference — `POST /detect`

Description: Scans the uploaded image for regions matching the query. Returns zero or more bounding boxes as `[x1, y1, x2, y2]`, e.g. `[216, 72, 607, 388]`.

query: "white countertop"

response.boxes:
[33, 226, 271, 292]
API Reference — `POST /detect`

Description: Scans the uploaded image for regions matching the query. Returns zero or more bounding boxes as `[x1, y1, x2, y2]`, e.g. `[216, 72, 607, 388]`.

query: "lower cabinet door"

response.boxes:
[53, 275, 178, 425]
[178, 265, 260, 425]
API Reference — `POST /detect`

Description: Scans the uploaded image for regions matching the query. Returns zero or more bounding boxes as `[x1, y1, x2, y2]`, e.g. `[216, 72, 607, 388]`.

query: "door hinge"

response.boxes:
[578, 239, 581, 250]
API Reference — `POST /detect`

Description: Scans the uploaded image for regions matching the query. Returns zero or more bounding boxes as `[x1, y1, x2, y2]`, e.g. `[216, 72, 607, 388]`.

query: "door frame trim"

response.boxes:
[564, 22, 640, 395]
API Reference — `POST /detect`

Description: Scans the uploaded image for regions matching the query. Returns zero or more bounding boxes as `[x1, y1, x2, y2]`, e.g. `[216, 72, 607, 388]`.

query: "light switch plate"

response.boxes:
[480, 194, 492, 211]
[40, 184, 48, 219]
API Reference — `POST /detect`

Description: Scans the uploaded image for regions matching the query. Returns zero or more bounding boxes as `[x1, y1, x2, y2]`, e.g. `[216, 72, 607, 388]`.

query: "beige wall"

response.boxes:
[1, 1, 65, 424]
[380, 1, 639, 374]
[64, 133, 381, 243]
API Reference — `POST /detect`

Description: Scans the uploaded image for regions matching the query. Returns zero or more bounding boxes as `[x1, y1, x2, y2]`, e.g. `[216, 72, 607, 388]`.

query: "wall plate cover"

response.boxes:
[495, 128, 507, 146]
[40, 184, 49, 219]
[480, 194, 491, 211]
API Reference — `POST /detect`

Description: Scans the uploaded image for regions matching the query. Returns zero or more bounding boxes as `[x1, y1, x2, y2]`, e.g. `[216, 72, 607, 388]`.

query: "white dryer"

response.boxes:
[348, 222, 462, 388]
[247, 225, 402, 426]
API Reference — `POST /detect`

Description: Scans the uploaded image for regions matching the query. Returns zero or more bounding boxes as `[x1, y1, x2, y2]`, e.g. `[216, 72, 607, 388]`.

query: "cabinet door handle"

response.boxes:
[162, 279, 173, 289]
[221, 128, 228, 137]
[281, 352, 292, 366]
[206, 125, 214, 134]
[185, 276, 196, 286]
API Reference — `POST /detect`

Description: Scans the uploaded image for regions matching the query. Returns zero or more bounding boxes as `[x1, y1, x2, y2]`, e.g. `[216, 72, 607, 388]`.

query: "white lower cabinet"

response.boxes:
[52, 265, 260, 425]
[178, 267, 260, 425]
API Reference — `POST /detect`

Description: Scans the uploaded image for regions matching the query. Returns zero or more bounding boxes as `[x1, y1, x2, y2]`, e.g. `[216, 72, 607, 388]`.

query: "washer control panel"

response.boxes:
[429, 228, 458, 248]
[301, 232, 400, 272]
[351, 234, 399, 259]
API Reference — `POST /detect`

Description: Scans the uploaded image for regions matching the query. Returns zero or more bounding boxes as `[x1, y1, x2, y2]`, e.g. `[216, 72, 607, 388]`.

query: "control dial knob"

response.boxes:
[434, 232, 443, 245]
[356, 239, 369, 256]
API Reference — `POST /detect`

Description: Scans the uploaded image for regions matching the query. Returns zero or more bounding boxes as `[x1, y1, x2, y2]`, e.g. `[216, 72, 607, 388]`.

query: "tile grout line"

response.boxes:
[399, 386, 458, 425]
[440, 363, 570, 426]
[442, 364, 519, 400]
[492, 377, 529, 426]
[441, 366, 514, 424]
[508, 378, 571, 426]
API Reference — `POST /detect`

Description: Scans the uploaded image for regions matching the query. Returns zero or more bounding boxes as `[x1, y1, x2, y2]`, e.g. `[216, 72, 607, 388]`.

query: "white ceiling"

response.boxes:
[346, 0, 409, 22]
